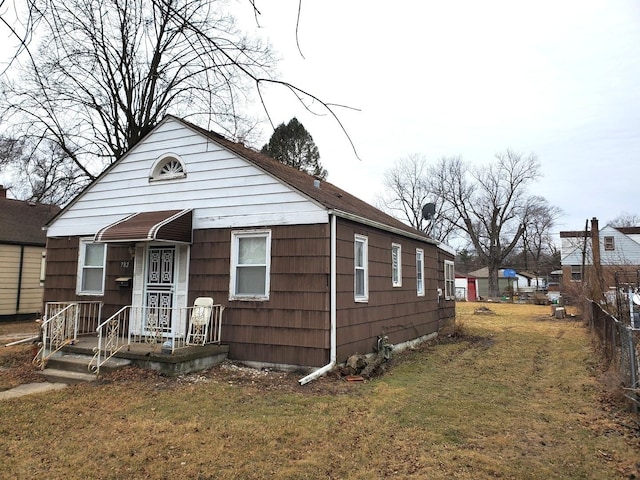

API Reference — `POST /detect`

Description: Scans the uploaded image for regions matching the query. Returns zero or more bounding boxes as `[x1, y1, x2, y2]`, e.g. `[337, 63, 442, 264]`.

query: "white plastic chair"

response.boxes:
[186, 297, 214, 345]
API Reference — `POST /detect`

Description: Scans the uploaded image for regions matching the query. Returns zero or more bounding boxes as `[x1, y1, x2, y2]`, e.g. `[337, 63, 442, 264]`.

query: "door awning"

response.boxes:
[94, 209, 193, 244]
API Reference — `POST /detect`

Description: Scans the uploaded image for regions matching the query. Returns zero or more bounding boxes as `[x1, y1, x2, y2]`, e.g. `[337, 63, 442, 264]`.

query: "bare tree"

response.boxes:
[608, 212, 640, 228]
[1, 0, 357, 203]
[430, 150, 551, 297]
[2, 0, 277, 197]
[519, 195, 562, 276]
[0, 135, 81, 204]
[377, 154, 457, 242]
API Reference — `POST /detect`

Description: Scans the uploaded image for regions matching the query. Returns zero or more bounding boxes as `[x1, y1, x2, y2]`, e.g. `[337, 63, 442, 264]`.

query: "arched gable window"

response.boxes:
[149, 154, 186, 181]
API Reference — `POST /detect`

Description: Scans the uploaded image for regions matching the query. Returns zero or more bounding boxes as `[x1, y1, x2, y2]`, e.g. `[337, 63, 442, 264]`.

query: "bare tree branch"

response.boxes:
[1, 0, 360, 204]
[430, 151, 549, 297]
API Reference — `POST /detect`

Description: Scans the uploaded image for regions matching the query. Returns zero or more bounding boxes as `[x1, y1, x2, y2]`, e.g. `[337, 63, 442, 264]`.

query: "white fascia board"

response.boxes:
[331, 209, 442, 247]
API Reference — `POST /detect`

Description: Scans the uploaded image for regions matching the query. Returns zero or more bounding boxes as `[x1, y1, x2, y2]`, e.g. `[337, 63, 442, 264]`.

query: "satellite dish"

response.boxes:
[422, 203, 436, 220]
[633, 293, 640, 306]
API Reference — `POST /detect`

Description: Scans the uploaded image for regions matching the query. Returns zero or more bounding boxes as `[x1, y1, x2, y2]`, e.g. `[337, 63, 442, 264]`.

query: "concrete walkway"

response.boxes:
[0, 382, 67, 400]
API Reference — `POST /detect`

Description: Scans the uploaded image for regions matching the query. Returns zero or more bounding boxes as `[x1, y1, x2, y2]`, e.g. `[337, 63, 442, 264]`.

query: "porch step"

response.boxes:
[39, 351, 132, 383]
[38, 368, 98, 384]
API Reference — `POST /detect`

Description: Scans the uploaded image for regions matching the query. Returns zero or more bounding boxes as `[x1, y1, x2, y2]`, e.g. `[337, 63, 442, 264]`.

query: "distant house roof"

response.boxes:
[467, 267, 514, 279]
[517, 271, 541, 279]
[615, 227, 640, 235]
[455, 271, 477, 278]
[0, 194, 60, 246]
[560, 226, 640, 237]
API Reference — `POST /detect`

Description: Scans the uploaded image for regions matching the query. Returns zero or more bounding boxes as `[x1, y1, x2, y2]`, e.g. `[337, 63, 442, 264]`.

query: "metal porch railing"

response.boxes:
[34, 301, 103, 368]
[90, 304, 224, 375]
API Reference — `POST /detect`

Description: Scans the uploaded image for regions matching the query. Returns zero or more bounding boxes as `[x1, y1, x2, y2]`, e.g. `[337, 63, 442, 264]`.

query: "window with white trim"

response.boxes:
[604, 236, 615, 251]
[354, 235, 369, 302]
[416, 248, 425, 296]
[444, 260, 455, 300]
[391, 243, 402, 287]
[230, 230, 271, 300]
[77, 239, 106, 295]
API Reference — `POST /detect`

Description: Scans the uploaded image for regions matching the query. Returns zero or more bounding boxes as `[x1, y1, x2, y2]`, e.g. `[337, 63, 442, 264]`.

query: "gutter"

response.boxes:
[299, 212, 337, 385]
[331, 209, 439, 245]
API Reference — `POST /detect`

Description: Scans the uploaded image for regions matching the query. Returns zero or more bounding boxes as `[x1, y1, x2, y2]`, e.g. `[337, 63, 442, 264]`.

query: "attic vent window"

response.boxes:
[150, 155, 186, 181]
[604, 236, 615, 251]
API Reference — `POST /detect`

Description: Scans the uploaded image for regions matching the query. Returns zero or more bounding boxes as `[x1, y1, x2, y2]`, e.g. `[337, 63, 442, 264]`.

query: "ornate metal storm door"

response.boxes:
[144, 246, 176, 337]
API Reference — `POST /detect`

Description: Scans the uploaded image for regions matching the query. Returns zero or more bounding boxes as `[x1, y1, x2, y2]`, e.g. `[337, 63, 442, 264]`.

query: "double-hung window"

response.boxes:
[571, 265, 582, 281]
[444, 260, 455, 300]
[391, 243, 402, 287]
[354, 235, 369, 302]
[230, 230, 271, 300]
[416, 248, 425, 296]
[77, 239, 106, 295]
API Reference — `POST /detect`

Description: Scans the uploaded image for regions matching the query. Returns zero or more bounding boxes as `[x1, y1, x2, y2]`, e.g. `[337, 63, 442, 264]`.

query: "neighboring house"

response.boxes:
[455, 272, 479, 302]
[0, 187, 60, 321]
[44, 115, 455, 373]
[515, 271, 547, 291]
[466, 267, 516, 299]
[560, 217, 640, 295]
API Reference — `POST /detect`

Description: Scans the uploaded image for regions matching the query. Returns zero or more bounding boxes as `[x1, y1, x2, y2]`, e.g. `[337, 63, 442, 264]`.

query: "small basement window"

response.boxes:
[150, 154, 186, 181]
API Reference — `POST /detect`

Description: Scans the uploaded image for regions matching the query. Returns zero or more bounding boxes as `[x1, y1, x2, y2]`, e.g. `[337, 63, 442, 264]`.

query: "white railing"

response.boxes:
[91, 304, 224, 375]
[90, 306, 129, 374]
[35, 301, 103, 368]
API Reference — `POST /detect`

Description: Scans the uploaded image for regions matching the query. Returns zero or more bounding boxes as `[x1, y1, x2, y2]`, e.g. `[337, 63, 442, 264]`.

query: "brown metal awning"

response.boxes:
[94, 209, 192, 243]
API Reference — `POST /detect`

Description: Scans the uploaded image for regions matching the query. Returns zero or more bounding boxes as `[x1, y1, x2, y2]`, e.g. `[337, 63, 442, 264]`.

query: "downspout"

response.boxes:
[299, 213, 337, 385]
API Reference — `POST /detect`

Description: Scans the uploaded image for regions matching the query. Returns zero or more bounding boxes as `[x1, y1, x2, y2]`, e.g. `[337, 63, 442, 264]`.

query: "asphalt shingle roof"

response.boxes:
[178, 116, 431, 242]
[0, 196, 60, 246]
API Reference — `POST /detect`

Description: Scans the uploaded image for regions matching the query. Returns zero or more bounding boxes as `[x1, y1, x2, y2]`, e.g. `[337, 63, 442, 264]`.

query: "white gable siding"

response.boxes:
[561, 226, 640, 267]
[560, 236, 590, 266]
[47, 119, 328, 238]
[627, 234, 640, 245]
[599, 226, 640, 265]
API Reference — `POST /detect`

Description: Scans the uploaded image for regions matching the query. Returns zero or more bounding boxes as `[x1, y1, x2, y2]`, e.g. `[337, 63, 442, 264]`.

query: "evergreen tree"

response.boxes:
[261, 118, 327, 179]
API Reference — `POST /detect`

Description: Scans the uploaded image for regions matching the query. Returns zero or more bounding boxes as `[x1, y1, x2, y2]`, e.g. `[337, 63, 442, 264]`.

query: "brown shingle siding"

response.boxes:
[189, 223, 331, 366]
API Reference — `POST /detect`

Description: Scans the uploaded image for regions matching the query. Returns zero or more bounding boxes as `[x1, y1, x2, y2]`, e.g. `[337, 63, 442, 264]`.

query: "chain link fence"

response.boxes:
[587, 299, 639, 412]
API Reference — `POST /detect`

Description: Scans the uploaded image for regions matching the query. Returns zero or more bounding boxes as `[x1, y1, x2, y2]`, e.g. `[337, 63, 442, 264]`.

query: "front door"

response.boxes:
[144, 246, 176, 336]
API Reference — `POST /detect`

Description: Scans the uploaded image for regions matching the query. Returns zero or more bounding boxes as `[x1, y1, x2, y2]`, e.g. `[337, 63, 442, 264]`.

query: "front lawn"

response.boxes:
[1, 303, 638, 479]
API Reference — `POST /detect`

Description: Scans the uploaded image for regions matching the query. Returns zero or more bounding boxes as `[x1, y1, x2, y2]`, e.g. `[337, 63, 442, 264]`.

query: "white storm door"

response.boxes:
[144, 246, 176, 336]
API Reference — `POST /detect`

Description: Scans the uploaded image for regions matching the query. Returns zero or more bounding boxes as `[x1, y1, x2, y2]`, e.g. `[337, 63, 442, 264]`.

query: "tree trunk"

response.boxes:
[487, 263, 501, 298]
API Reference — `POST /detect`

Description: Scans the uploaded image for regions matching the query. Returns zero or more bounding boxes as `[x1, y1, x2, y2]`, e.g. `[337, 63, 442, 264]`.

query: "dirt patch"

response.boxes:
[474, 306, 495, 315]
[99, 360, 359, 395]
[0, 343, 45, 391]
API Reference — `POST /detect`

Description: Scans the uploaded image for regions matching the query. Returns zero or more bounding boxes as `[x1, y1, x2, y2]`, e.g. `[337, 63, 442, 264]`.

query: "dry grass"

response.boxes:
[1, 302, 639, 479]
[0, 320, 42, 390]
[0, 319, 40, 339]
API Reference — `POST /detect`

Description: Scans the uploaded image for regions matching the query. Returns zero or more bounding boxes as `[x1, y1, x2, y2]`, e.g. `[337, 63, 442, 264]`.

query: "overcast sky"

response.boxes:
[1, 1, 639, 239]
[237, 0, 640, 235]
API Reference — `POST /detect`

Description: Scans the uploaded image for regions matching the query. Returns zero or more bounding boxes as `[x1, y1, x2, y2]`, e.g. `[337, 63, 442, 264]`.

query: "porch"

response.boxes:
[35, 300, 228, 378]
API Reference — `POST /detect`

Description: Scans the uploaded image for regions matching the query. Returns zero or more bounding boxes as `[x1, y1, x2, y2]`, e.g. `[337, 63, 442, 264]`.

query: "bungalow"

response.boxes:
[0, 187, 59, 321]
[43, 116, 455, 379]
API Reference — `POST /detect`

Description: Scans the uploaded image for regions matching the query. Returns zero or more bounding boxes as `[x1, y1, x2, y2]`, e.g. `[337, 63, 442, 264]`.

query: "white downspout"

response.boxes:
[299, 213, 337, 385]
